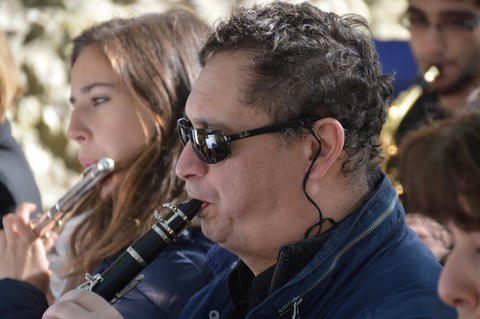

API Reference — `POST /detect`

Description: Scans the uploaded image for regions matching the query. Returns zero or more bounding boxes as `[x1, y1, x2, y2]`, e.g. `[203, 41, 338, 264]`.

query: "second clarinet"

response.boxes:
[77, 199, 203, 304]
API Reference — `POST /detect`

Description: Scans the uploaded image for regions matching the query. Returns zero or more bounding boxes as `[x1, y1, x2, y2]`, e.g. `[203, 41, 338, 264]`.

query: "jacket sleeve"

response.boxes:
[0, 278, 49, 318]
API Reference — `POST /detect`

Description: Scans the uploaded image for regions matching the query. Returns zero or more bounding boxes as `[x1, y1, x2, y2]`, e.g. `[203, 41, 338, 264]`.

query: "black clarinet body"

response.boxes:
[77, 199, 203, 304]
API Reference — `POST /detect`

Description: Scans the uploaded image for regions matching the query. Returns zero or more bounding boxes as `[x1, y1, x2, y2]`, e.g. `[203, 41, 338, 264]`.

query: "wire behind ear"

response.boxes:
[303, 126, 335, 238]
[307, 126, 321, 154]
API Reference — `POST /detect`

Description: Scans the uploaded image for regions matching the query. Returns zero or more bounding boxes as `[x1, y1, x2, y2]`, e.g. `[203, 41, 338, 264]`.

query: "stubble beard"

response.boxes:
[434, 70, 477, 97]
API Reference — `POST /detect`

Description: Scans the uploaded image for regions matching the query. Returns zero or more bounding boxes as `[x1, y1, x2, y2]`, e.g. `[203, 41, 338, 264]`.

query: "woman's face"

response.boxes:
[68, 44, 156, 197]
[438, 220, 480, 319]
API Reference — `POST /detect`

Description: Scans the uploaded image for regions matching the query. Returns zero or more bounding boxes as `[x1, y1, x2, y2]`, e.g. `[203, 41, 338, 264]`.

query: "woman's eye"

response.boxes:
[92, 96, 109, 106]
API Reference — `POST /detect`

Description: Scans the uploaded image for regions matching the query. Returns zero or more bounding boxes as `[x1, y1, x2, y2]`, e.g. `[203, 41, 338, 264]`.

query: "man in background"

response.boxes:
[393, 0, 480, 261]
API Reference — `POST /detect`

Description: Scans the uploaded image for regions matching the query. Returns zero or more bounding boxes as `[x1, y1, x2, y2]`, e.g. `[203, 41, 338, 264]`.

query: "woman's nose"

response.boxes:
[67, 108, 90, 144]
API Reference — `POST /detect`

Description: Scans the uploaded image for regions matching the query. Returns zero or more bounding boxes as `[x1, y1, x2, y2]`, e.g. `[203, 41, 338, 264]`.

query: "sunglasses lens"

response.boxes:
[178, 119, 191, 145]
[191, 130, 230, 164]
[177, 119, 231, 164]
[178, 129, 189, 145]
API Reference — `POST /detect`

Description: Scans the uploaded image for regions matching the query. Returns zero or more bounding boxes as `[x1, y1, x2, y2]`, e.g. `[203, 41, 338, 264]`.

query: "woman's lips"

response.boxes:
[79, 158, 97, 169]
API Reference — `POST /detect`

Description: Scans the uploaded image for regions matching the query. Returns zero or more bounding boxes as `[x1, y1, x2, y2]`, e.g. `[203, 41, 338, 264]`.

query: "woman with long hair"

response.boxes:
[0, 8, 213, 319]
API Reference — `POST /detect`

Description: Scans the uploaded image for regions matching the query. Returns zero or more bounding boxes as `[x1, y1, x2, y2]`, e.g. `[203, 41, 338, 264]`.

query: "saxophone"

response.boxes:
[30, 158, 115, 237]
[381, 65, 440, 194]
[76, 199, 203, 304]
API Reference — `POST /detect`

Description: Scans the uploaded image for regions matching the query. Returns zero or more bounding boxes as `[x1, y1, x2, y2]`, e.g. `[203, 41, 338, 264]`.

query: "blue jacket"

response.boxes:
[0, 227, 213, 319]
[180, 174, 457, 318]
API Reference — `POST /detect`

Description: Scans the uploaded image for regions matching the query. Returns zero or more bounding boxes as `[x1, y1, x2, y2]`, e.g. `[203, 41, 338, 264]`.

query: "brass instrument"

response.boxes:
[381, 65, 440, 194]
[30, 158, 115, 237]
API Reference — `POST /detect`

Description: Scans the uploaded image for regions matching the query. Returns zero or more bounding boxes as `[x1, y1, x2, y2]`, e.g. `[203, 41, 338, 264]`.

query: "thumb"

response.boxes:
[15, 202, 38, 224]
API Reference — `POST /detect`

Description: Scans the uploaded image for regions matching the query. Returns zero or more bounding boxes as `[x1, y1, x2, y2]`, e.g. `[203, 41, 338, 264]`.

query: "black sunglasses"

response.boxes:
[177, 117, 319, 164]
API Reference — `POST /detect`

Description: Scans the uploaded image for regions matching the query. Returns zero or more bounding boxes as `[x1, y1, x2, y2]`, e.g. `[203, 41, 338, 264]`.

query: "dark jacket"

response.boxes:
[180, 174, 457, 318]
[0, 120, 42, 218]
[395, 93, 445, 146]
[0, 227, 213, 319]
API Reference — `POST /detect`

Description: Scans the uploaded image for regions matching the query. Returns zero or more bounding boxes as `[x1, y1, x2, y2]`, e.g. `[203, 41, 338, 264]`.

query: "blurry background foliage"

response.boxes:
[0, 0, 407, 209]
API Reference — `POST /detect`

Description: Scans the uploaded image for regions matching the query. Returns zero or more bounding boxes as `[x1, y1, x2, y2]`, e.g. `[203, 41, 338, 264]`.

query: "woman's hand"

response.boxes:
[0, 203, 51, 294]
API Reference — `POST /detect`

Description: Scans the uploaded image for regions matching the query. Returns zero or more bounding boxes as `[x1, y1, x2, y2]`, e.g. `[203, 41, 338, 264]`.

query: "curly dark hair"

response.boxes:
[200, 1, 393, 180]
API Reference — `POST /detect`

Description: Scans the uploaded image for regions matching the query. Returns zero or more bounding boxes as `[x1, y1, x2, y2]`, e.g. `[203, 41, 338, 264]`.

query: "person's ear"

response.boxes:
[304, 118, 345, 180]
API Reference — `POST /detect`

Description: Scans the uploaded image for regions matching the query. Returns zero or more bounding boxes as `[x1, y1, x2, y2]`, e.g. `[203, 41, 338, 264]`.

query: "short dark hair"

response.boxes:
[399, 112, 480, 230]
[200, 1, 393, 178]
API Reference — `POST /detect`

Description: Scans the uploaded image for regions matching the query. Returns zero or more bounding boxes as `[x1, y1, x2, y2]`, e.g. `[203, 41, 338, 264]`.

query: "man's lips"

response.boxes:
[196, 201, 209, 218]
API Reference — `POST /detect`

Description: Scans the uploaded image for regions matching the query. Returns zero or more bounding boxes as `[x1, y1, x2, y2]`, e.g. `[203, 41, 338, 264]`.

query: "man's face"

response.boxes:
[175, 52, 316, 267]
[405, 0, 480, 95]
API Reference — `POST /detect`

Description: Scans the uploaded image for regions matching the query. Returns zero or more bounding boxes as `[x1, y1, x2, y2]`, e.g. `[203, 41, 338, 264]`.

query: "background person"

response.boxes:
[397, 0, 480, 142]
[0, 31, 42, 219]
[398, 110, 480, 319]
[0, 9, 214, 319]
[44, 2, 455, 318]
[387, 0, 480, 262]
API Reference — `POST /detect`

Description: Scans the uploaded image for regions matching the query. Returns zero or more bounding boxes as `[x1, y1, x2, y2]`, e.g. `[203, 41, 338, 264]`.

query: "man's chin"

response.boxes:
[435, 74, 475, 96]
[201, 224, 227, 245]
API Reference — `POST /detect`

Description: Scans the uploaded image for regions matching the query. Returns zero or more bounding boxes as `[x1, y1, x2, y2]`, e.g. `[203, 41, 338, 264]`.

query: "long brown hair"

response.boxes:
[63, 9, 210, 290]
[398, 111, 480, 231]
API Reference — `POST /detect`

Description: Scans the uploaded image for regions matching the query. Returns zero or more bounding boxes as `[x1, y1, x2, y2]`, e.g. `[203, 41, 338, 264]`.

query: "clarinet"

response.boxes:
[30, 158, 115, 238]
[76, 199, 203, 304]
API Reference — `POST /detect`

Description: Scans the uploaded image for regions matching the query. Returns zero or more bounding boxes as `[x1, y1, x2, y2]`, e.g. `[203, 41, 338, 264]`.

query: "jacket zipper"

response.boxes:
[291, 297, 303, 319]
[277, 195, 398, 317]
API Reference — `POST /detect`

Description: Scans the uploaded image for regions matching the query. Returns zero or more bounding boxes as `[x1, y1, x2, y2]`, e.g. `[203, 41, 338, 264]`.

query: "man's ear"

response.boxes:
[304, 118, 345, 180]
